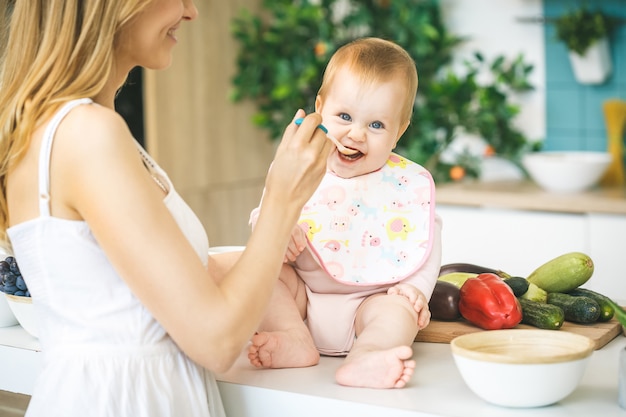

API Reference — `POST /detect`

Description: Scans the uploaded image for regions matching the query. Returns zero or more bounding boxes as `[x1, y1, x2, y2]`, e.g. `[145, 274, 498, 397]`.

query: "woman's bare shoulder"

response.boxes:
[57, 102, 133, 151]
[51, 102, 144, 180]
[52, 102, 146, 200]
[46, 102, 147, 220]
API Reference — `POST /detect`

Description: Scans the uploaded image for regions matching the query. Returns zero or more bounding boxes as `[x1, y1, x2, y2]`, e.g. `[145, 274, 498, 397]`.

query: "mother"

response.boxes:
[0, 1, 331, 416]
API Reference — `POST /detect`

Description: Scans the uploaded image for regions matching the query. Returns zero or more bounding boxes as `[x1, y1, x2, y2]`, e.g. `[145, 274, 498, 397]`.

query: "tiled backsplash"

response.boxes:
[544, 0, 626, 152]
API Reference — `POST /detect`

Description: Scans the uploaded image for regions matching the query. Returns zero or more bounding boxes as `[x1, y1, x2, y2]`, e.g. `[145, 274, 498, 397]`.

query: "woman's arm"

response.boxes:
[54, 105, 330, 372]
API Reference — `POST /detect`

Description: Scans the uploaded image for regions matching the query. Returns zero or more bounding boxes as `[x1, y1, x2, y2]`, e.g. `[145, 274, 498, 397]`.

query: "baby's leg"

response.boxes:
[335, 293, 418, 388]
[248, 264, 319, 368]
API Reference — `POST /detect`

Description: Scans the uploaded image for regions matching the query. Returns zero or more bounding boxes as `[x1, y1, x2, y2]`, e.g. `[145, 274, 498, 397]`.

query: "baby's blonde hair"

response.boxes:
[317, 37, 418, 124]
[0, 0, 152, 245]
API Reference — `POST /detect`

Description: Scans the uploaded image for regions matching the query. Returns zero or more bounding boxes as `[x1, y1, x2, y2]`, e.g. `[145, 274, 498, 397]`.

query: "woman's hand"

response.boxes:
[263, 110, 331, 214]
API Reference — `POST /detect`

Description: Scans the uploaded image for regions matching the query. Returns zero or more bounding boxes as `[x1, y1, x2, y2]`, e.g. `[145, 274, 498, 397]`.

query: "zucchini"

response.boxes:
[567, 288, 614, 322]
[546, 292, 600, 324]
[438, 263, 511, 278]
[503, 276, 530, 297]
[520, 281, 548, 303]
[527, 252, 594, 293]
[518, 298, 565, 330]
[605, 299, 626, 328]
[437, 272, 477, 288]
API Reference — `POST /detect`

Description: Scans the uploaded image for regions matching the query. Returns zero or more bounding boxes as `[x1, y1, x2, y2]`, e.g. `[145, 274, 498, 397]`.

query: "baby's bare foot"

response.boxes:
[248, 330, 319, 369]
[335, 345, 415, 388]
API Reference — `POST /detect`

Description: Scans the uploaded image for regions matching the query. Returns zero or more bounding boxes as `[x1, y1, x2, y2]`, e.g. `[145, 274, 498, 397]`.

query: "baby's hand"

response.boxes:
[284, 224, 307, 263]
[388, 283, 431, 329]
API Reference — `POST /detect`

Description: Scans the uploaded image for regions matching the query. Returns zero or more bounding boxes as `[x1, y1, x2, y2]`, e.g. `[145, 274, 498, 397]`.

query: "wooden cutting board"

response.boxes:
[415, 317, 623, 350]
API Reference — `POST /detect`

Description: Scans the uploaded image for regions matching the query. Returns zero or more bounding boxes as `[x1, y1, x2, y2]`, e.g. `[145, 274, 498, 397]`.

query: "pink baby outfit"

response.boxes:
[7, 99, 225, 417]
[253, 154, 442, 355]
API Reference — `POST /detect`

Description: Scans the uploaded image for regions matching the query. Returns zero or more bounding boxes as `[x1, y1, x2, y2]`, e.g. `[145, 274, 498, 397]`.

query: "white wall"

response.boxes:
[441, 0, 546, 143]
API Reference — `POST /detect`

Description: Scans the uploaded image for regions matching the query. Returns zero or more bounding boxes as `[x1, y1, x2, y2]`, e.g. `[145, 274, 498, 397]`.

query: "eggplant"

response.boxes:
[438, 262, 511, 279]
[429, 281, 461, 321]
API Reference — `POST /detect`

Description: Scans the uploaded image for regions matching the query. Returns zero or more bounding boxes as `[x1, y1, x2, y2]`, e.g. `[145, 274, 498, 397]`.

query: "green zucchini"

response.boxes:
[437, 272, 477, 288]
[503, 276, 530, 297]
[546, 292, 600, 324]
[605, 299, 626, 328]
[527, 252, 594, 293]
[567, 288, 614, 322]
[520, 282, 548, 303]
[518, 298, 565, 330]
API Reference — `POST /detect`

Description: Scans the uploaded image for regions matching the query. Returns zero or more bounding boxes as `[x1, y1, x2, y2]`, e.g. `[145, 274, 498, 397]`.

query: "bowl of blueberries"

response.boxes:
[0, 256, 38, 338]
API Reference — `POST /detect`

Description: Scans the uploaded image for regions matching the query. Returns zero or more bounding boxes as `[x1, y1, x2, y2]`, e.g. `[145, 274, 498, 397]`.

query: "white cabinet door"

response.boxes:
[437, 205, 587, 278]
[587, 213, 626, 301]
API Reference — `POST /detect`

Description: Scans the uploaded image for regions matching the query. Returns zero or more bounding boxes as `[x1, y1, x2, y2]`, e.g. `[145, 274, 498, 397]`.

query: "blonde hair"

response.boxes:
[318, 37, 418, 124]
[0, 0, 151, 245]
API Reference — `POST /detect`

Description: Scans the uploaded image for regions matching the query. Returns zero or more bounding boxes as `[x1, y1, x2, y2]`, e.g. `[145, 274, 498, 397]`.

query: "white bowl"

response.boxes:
[521, 151, 611, 193]
[451, 329, 594, 408]
[5, 294, 38, 338]
[208, 246, 245, 255]
[0, 293, 18, 327]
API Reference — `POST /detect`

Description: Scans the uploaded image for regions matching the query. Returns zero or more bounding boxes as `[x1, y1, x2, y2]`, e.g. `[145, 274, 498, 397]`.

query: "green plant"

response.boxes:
[231, 0, 535, 182]
[404, 52, 535, 183]
[554, 5, 619, 55]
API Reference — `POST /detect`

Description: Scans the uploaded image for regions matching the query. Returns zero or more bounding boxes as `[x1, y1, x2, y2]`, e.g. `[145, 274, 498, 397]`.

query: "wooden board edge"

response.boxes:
[414, 318, 624, 350]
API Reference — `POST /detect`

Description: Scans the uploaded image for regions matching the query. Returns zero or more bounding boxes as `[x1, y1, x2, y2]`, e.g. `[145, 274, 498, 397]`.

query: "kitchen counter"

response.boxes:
[436, 180, 626, 215]
[1, 324, 624, 417]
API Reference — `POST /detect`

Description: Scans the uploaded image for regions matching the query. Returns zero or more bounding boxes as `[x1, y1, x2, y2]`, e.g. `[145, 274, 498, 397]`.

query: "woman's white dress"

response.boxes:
[7, 99, 226, 417]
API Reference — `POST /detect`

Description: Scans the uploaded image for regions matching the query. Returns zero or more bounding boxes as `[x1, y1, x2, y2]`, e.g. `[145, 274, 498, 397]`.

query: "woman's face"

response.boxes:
[116, 0, 198, 71]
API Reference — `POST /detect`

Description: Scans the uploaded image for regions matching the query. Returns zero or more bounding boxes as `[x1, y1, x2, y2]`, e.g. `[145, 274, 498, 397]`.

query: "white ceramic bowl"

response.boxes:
[0, 293, 18, 327]
[521, 151, 611, 193]
[522, 151, 611, 193]
[5, 294, 38, 338]
[451, 329, 594, 408]
[208, 246, 245, 255]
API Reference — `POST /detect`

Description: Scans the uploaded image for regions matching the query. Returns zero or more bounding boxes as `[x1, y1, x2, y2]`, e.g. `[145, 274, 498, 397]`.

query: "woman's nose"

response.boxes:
[184, 0, 199, 21]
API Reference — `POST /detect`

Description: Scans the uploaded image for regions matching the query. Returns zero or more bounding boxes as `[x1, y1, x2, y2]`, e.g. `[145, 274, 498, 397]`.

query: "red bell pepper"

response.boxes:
[459, 273, 522, 330]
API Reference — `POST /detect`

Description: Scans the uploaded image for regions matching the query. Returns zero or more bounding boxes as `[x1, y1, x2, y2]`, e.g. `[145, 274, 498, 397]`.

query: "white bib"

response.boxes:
[299, 153, 436, 286]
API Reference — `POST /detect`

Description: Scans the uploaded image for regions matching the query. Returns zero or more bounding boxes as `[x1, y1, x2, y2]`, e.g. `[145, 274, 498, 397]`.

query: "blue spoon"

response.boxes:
[294, 118, 357, 155]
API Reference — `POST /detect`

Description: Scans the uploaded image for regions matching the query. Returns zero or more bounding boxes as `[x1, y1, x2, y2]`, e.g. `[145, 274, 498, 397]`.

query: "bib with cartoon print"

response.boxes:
[299, 153, 436, 286]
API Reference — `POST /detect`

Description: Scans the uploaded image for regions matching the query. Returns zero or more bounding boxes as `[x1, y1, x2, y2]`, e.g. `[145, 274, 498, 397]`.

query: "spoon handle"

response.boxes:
[294, 118, 357, 155]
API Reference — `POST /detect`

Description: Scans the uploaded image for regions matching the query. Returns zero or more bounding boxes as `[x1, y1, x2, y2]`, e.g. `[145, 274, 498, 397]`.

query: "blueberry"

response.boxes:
[2, 284, 17, 295]
[16, 276, 27, 291]
[1, 272, 16, 286]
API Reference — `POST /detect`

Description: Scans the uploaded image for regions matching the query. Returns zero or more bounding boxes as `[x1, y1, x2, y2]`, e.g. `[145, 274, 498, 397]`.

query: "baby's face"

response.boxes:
[316, 68, 409, 179]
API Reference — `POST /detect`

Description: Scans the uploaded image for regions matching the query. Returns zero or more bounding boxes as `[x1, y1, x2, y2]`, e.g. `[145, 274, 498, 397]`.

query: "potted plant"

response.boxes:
[554, 6, 619, 85]
[230, 0, 535, 183]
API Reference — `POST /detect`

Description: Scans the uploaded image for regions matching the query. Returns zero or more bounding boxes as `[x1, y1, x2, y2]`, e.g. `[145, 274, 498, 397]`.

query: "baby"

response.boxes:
[249, 37, 442, 389]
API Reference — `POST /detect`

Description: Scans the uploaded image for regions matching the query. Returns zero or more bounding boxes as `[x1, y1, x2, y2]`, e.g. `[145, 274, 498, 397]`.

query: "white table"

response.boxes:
[2, 324, 624, 417]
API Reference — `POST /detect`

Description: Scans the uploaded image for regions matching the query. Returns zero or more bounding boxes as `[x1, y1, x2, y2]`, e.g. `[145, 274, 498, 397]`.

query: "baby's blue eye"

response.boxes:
[371, 121, 383, 129]
[339, 113, 351, 121]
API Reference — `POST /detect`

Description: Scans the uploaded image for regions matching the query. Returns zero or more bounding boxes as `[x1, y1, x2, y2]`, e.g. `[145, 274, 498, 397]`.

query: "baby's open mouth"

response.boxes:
[339, 149, 363, 161]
